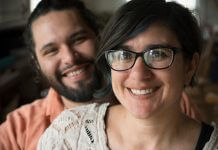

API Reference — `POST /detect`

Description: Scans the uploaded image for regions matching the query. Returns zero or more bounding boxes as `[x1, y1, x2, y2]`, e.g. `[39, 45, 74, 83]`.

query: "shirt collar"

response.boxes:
[46, 88, 65, 122]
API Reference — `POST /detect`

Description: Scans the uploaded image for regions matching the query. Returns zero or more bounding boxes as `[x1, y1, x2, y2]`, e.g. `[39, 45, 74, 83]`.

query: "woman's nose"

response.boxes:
[129, 57, 153, 80]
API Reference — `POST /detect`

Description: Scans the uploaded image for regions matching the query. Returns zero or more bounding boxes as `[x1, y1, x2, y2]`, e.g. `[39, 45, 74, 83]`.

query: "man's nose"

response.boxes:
[61, 45, 78, 65]
[129, 57, 153, 80]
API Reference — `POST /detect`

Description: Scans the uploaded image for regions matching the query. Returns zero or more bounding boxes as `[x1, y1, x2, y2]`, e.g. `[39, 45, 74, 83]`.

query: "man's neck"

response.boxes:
[61, 96, 88, 109]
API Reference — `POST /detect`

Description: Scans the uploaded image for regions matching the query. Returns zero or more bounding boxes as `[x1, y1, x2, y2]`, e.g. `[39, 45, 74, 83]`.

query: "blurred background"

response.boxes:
[0, 0, 218, 123]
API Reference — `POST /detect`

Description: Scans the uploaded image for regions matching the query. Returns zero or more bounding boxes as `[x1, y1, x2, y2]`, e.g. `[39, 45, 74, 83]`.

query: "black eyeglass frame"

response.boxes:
[104, 46, 182, 71]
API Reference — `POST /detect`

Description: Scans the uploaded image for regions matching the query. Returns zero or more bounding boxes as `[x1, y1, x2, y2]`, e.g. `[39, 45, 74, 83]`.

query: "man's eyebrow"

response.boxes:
[39, 29, 89, 52]
[69, 29, 89, 39]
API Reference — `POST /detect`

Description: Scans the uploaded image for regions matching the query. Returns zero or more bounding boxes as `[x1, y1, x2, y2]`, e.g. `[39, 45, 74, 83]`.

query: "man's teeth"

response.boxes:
[66, 69, 84, 77]
[131, 88, 154, 95]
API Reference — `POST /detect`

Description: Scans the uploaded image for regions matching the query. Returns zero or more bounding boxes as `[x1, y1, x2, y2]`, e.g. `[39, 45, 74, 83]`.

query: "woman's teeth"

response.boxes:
[130, 88, 154, 95]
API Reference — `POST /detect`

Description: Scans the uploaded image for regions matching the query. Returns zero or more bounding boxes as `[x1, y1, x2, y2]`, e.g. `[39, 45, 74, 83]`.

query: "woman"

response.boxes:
[38, 0, 218, 149]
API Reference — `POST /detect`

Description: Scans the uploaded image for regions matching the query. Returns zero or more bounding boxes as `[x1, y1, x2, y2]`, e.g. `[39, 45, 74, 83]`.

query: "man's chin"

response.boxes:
[52, 82, 95, 102]
[48, 66, 101, 102]
[62, 83, 85, 91]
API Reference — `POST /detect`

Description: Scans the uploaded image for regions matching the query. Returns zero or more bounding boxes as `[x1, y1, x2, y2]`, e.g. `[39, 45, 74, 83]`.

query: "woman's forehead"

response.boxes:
[122, 24, 181, 52]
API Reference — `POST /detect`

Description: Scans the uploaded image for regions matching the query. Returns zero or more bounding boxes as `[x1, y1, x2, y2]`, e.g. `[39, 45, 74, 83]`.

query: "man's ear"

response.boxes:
[185, 53, 200, 85]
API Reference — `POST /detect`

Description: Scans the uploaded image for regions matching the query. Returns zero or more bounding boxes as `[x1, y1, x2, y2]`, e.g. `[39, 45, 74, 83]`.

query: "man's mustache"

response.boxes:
[57, 59, 95, 78]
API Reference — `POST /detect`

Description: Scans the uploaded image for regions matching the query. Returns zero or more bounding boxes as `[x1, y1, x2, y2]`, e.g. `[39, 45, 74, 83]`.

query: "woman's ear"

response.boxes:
[185, 53, 200, 86]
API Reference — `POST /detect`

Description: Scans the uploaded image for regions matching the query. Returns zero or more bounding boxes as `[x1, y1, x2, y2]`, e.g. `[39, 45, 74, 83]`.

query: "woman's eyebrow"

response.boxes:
[146, 44, 176, 49]
[118, 45, 132, 50]
[120, 43, 173, 51]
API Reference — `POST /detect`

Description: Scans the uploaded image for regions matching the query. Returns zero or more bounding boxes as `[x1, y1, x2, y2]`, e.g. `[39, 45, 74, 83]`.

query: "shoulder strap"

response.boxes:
[195, 122, 214, 150]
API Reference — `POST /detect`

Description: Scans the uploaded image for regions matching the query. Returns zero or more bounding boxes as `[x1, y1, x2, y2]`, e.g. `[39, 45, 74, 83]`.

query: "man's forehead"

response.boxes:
[32, 9, 86, 27]
[31, 9, 94, 38]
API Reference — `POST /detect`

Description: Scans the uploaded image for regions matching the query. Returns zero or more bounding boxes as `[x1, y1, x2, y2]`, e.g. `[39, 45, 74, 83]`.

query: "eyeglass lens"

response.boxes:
[106, 48, 174, 71]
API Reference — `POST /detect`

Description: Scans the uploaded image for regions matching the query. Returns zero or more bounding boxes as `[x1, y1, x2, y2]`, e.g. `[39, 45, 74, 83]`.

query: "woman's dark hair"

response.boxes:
[23, 0, 100, 70]
[95, 0, 202, 98]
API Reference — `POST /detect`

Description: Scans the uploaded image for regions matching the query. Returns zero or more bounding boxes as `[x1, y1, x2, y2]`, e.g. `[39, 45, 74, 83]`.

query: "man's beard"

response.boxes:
[40, 66, 101, 102]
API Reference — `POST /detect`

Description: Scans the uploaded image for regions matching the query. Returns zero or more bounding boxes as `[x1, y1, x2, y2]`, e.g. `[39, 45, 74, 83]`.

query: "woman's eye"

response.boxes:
[150, 49, 170, 60]
[119, 51, 132, 60]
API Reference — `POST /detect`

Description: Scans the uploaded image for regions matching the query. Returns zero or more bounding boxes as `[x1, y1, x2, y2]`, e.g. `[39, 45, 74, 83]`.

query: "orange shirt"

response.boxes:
[0, 88, 64, 150]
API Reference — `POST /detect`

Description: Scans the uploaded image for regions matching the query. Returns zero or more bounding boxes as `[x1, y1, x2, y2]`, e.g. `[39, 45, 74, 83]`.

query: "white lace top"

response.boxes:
[37, 103, 110, 150]
[37, 103, 218, 150]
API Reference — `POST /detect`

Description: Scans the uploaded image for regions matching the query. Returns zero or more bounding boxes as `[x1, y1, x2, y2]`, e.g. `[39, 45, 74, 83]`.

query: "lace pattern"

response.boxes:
[37, 103, 110, 150]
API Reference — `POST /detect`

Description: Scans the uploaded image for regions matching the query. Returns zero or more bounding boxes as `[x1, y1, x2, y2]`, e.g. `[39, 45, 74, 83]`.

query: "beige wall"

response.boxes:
[198, 0, 218, 26]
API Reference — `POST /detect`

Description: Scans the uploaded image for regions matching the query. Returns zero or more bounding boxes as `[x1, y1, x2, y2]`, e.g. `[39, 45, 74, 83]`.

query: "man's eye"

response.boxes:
[43, 47, 58, 56]
[70, 36, 87, 45]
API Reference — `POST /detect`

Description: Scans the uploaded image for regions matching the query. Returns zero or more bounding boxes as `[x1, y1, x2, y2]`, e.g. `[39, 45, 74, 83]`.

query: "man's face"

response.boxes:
[32, 9, 100, 102]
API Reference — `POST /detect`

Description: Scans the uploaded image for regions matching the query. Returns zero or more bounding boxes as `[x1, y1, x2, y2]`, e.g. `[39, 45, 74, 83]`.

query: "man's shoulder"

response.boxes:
[2, 97, 48, 124]
[0, 96, 52, 150]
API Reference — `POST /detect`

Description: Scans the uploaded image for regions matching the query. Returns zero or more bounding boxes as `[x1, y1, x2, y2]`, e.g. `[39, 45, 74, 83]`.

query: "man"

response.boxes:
[0, 0, 103, 149]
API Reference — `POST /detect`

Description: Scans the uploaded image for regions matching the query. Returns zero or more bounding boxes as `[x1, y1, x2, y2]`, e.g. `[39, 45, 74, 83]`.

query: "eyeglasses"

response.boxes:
[105, 46, 181, 71]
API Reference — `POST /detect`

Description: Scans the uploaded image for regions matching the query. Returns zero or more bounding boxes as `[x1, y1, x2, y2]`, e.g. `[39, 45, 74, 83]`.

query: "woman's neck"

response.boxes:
[106, 104, 201, 150]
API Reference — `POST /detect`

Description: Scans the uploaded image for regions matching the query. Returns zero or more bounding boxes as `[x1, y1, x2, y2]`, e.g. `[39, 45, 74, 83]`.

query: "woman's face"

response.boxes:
[111, 23, 197, 119]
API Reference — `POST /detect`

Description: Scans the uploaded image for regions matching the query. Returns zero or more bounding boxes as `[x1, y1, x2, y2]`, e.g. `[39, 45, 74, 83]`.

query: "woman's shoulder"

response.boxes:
[61, 102, 110, 120]
[48, 102, 110, 131]
[37, 102, 110, 150]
